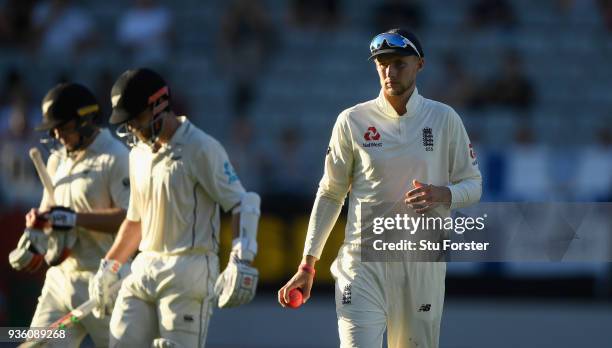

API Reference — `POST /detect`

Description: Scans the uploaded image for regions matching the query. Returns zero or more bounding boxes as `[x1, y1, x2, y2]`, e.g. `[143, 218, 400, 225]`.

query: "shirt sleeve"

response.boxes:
[126, 150, 141, 222]
[107, 146, 130, 210]
[193, 137, 245, 212]
[446, 109, 483, 209]
[303, 111, 354, 258]
[303, 194, 343, 259]
[317, 110, 354, 203]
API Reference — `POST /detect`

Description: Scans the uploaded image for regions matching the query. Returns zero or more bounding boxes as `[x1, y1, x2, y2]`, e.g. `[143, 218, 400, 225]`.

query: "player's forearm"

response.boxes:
[301, 255, 319, 267]
[302, 194, 343, 259]
[105, 219, 141, 264]
[76, 208, 126, 234]
[447, 176, 482, 209]
[231, 210, 240, 239]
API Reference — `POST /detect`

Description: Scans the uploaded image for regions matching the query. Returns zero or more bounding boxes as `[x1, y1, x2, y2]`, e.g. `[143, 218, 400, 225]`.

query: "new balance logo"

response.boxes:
[418, 304, 431, 312]
[341, 284, 352, 304]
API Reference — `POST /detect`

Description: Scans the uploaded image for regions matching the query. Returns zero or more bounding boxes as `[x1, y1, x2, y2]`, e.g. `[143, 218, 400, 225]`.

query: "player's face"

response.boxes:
[126, 109, 153, 142]
[52, 119, 81, 151]
[375, 54, 424, 97]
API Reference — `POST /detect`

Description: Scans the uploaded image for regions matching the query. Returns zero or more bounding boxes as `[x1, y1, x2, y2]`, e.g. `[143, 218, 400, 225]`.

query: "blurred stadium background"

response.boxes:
[0, 0, 611, 347]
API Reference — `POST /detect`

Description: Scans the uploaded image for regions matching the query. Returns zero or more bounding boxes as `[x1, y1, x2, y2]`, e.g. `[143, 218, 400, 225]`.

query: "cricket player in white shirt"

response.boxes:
[278, 28, 482, 348]
[89, 68, 260, 347]
[8, 83, 130, 347]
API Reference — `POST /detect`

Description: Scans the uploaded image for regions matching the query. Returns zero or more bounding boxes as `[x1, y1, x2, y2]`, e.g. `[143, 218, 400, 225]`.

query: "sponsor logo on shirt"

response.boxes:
[469, 143, 478, 165]
[223, 161, 239, 184]
[362, 126, 383, 148]
[422, 127, 434, 151]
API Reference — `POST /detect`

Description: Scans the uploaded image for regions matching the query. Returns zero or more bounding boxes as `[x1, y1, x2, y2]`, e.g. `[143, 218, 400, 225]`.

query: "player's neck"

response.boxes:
[384, 85, 415, 116]
[154, 112, 179, 147]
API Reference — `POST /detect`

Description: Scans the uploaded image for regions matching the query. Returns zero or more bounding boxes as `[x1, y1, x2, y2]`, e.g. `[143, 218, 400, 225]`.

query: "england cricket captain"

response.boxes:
[89, 68, 260, 347]
[9, 83, 130, 347]
[278, 28, 482, 348]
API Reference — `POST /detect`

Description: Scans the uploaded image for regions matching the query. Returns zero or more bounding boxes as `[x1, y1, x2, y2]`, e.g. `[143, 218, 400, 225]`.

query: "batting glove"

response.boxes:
[8, 230, 47, 273]
[215, 252, 258, 308]
[89, 259, 123, 319]
[47, 206, 77, 231]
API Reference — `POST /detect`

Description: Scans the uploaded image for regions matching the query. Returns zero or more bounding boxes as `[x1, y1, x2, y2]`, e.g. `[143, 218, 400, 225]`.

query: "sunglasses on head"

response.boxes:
[369, 33, 421, 58]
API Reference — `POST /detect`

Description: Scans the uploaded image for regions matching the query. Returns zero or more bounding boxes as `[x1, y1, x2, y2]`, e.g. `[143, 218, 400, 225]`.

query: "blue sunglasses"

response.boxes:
[369, 33, 421, 57]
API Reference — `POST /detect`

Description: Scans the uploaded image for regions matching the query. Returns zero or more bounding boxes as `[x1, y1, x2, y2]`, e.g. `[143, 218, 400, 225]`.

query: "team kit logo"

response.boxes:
[422, 127, 434, 151]
[362, 126, 383, 148]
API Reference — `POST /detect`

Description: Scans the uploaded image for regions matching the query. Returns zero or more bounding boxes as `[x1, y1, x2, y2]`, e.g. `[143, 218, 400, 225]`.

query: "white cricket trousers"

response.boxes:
[332, 258, 446, 348]
[110, 251, 219, 347]
[30, 261, 110, 347]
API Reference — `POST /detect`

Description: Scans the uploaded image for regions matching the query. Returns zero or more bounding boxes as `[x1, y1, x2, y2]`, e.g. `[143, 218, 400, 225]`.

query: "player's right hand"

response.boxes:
[278, 267, 315, 307]
[89, 259, 122, 319]
[25, 208, 49, 230]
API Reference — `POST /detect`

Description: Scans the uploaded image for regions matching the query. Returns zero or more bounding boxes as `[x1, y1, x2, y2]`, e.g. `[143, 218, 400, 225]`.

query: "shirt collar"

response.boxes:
[135, 116, 191, 154]
[375, 87, 422, 119]
[155, 116, 191, 156]
[168, 116, 190, 148]
[83, 128, 112, 155]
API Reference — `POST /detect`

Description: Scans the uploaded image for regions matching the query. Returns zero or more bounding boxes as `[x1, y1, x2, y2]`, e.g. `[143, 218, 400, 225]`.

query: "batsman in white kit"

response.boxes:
[278, 28, 482, 348]
[89, 68, 260, 347]
[8, 83, 130, 347]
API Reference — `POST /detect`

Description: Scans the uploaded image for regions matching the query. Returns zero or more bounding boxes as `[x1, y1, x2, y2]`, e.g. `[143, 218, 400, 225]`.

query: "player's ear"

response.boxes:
[417, 57, 425, 72]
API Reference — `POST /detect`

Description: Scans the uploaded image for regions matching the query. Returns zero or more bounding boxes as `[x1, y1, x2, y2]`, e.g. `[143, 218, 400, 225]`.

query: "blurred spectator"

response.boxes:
[262, 127, 314, 198]
[430, 52, 476, 110]
[467, 0, 517, 31]
[225, 117, 264, 192]
[0, 0, 35, 47]
[0, 69, 36, 134]
[230, 81, 256, 116]
[371, 0, 425, 33]
[93, 68, 114, 124]
[289, 0, 340, 30]
[473, 51, 535, 111]
[506, 130, 552, 201]
[598, 0, 612, 31]
[116, 0, 173, 65]
[555, 0, 578, 16]
[0, 93, 41, 207]
[219, 0, 276, 114]
[31, 0, 97, 58]
[0, 68, 27, 107]
[575, 127, 612, 201]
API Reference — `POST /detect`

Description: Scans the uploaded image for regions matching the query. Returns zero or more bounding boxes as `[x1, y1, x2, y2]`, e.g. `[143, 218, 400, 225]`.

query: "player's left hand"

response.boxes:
[215, 252, 258, 308]
[89, 259, 123, 319]
[405, 179, 451, 213]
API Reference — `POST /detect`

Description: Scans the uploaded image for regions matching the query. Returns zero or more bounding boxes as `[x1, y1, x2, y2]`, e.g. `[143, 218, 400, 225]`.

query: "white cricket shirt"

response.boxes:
[127, 116, 245, 254]
[43, 129, 130, 270]
[305, 88, 482, 259]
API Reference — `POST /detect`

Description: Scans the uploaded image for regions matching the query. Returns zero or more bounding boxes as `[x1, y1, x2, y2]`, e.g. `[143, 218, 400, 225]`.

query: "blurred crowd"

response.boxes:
[0, 0, 610, 204]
